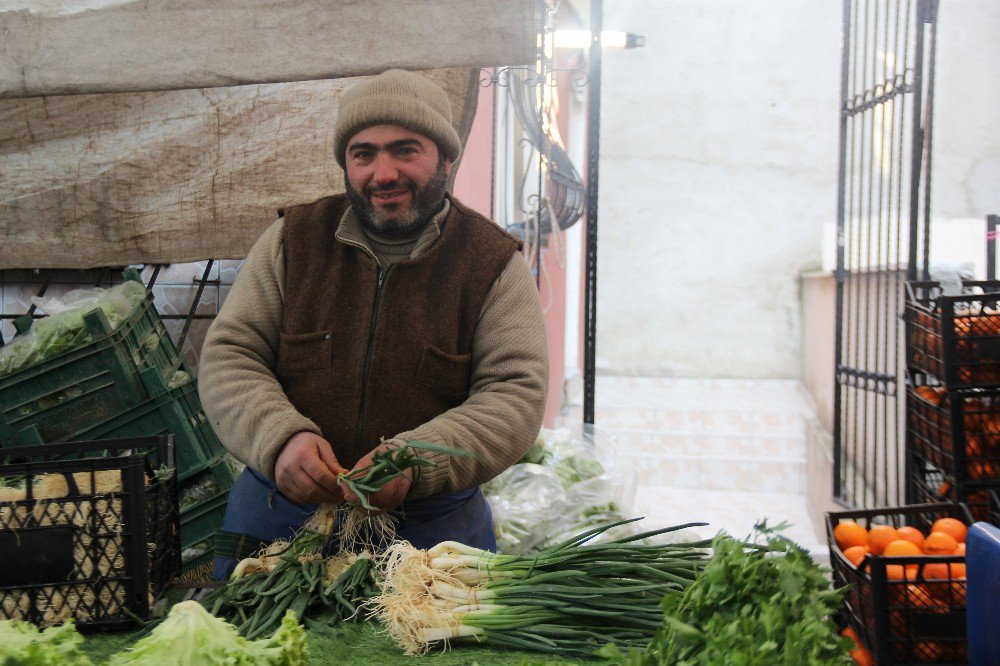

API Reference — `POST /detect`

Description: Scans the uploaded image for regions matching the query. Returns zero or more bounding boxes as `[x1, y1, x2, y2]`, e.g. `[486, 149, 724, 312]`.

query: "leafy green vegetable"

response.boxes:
[599, 522, 853, 665]
[0, 618, 93, 666]
[518, 436, 547, 465]
[0, 281, 146, 378]
[108, 600, 306, 665]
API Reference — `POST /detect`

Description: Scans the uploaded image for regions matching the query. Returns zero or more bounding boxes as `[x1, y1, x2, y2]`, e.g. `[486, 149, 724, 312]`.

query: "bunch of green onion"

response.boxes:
[211, 441, 472, 636]
[371, 519, 711, 657]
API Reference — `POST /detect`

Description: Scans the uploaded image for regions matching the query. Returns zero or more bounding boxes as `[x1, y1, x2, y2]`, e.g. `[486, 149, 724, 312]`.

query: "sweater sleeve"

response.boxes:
[198, 220, 321, 480]
[391, 252, 549, 498]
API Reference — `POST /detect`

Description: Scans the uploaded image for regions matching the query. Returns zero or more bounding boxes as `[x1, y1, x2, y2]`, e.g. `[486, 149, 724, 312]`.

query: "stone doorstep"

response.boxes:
[619, 453, 807, 494]
[632, 484, 828, 561]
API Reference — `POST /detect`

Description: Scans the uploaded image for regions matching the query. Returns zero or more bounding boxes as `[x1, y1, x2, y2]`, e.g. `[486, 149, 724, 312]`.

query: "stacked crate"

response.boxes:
[827, 503, 973, 665]
[0, 270, 233, 580]
[904, 280, 1000, 523]
[0, 436, 180, 627]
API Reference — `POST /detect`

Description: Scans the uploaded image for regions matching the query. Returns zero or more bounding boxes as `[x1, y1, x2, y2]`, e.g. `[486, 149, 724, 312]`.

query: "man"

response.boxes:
[199, 69, 549, 579]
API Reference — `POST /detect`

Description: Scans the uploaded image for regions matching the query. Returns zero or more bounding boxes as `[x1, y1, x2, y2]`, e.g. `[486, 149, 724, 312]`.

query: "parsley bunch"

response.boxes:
[601, 522, 853, 665]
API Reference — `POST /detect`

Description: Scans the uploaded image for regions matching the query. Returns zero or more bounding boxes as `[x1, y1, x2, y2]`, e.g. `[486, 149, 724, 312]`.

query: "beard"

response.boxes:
[346, 158, 449, 239]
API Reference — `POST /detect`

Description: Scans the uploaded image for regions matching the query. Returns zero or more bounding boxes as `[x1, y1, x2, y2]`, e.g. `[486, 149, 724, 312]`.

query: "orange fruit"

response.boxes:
[842, 627, 875, 666]
[896, 526, 926, 550]
[954, 543, 966, 556]
[843, 545, 869, 567]
[921, 562, 952, 580]
[924, 531, 959, 555]
[835, 521, 869, 551]
[931, 517, 968, 543]
[915, 641, 944, 661]
[907, 583, 946, 610]
[886, 564, 917, 580]
[868, 524, 900, 555]
[950, 562, 967, 579]
[884, 539, 923, 557]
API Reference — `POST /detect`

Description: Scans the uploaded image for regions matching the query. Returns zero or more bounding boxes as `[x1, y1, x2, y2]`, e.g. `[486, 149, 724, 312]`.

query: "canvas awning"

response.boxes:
[0, 1, 541, 269]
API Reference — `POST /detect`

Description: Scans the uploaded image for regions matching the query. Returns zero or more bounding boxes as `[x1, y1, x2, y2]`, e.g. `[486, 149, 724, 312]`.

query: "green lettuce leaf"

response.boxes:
[0, 618, 92, 666]
[108, 601, 306, 666]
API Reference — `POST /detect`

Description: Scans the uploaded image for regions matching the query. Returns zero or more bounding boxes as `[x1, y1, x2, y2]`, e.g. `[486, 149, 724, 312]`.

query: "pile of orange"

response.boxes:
[834, 516, 970, 663]
[833, 516, 968, 580]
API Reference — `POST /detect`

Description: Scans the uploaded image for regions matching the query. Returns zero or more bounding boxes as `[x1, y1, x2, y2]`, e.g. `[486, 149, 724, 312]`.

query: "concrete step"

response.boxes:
[633, 484, 828, 564]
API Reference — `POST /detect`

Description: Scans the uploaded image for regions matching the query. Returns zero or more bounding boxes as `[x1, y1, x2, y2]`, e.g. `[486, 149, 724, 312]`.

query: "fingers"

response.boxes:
[301, 453, 343, 497]
[353, 474, 411, 516]
[277, 467, 339, 505]
[273, 432, 348, 506]
[315, 440, 349, 476]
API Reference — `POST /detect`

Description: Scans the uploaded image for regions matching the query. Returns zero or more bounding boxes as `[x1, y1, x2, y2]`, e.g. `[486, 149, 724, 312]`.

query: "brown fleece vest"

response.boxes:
[278, 194, 522, 468]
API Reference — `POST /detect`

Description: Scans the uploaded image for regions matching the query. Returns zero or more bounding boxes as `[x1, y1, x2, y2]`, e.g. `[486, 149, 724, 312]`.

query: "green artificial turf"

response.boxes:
[79, 611, 598, 665]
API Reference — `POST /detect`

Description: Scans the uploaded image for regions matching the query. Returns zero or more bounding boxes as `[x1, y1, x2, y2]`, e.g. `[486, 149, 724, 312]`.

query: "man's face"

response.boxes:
[344, 124, 452, 238]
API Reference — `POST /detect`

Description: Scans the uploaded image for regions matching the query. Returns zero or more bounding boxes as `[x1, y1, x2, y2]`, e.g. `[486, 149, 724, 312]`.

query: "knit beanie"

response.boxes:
[334, 69, 462, 168]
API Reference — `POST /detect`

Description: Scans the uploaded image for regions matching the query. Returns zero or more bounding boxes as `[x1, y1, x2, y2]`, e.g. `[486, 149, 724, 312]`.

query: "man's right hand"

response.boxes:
[274, 431, 348, 505]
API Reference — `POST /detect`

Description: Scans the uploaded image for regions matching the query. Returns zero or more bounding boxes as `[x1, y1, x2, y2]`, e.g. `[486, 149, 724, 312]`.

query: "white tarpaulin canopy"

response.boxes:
[0, 0, 541, 268]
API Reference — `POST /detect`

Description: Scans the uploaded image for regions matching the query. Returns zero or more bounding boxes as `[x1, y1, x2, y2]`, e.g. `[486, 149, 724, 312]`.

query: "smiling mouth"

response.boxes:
[370, 188, 410, 204]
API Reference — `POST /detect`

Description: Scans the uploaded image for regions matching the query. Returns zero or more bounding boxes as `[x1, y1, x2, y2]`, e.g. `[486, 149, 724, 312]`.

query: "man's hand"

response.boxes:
[274, 431, 348, 505]
[341, 443, 412, 514]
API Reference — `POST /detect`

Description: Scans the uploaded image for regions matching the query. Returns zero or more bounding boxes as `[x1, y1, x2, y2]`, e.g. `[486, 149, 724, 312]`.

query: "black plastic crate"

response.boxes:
[0, 271, 185, 447]
[0, 436, 180, 628]
[906, 280, 1000, 389]
[827, 503, 973, 665]
[908, 449, 998, 525]
[906, 383, 1000, 486]
[990, 489, 1000, 527]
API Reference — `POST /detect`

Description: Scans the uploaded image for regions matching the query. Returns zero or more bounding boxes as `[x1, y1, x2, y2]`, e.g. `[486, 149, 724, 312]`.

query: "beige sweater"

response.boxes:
[198, 203, 549, 499]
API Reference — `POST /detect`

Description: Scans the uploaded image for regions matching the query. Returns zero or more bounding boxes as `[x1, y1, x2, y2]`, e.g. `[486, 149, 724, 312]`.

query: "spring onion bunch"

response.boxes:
[213, 441, 472, 636]
[371, 518, 712, 657]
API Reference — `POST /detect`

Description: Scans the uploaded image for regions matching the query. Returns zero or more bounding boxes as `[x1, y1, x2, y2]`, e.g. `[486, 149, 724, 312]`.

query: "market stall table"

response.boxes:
[79, 607, 556, 665]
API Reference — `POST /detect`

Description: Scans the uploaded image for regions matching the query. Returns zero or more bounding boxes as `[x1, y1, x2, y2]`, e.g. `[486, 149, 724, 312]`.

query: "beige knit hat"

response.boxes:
[334, 69, 462, 168]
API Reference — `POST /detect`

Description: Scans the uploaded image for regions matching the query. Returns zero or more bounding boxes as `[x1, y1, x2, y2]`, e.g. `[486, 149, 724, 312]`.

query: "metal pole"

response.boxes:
[988, 215, 999, 281]
[583, 0, 602, 426]
[906, 0, 927, 281]
[833, 0, 854, 502]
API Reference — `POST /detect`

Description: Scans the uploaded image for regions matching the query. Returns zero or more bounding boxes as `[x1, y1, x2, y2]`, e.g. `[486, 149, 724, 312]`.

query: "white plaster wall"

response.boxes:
[596, 1, 1000, 377]
[927, 0, 1000, 277]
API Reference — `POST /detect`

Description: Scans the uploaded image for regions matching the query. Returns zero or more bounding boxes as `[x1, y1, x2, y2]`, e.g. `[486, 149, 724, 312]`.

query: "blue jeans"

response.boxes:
[212, 468, 496, 580]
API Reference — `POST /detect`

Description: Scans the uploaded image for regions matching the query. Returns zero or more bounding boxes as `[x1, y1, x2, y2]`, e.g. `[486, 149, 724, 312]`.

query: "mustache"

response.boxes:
[366, 181, 414, 195]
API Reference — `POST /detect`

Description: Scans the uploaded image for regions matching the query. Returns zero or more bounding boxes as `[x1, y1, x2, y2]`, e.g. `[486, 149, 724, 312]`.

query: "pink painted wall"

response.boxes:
[453, 77, 568, 428]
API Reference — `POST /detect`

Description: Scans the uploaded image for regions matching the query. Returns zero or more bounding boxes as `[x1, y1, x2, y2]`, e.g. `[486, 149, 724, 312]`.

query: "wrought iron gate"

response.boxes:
[833, 0, 938, 508]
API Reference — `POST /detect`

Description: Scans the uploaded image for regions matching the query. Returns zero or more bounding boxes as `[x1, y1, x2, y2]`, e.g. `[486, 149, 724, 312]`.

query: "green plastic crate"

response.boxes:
[0, 271, 184, 447]
[63, 372, 224, 482]
[180, 492, 229, 551]
[179, 546, 216, 584]
[179, 458, 236, 515]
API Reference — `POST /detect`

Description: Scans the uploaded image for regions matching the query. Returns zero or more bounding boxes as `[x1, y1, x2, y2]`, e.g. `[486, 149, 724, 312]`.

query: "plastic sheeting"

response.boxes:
[0, 69, 479, 269]
[0, 0, 542, 269]
[0, 0, 540, 98]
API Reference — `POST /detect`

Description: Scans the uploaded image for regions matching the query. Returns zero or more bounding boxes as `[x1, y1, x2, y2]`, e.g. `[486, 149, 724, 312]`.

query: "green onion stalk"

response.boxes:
[370, 519, 712, 657]
[212, 441, 471, 636]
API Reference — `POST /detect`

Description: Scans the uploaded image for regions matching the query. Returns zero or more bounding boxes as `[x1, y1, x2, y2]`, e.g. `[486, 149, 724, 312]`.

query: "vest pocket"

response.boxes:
[416, 346, 471, 396]
[276, 330, 332, 375]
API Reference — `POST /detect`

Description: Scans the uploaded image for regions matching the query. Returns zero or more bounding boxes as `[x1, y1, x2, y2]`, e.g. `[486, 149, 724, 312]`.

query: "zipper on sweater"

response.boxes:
[354, 266, 388, 458]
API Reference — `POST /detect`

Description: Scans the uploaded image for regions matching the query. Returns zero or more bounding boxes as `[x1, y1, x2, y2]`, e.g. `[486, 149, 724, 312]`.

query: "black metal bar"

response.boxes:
[23, 274, 53, 318]
[843, 80, 913, 116]
[582, 0, 602, 426]
[988, 215, 999, 281]
[177, 260, 214, 353]
[146, 265, 162, 290]
[833, 0, 854, 501]
[920, 0, 937, 282]
[906, 0, 927, 281]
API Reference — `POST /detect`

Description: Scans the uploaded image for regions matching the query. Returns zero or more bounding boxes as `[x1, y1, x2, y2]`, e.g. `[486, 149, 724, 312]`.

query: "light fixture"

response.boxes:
[552, 29, 645, 50]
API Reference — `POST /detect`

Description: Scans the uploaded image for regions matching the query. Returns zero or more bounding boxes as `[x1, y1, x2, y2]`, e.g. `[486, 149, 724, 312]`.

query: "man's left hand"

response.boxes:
[341, 444, 412, 514]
